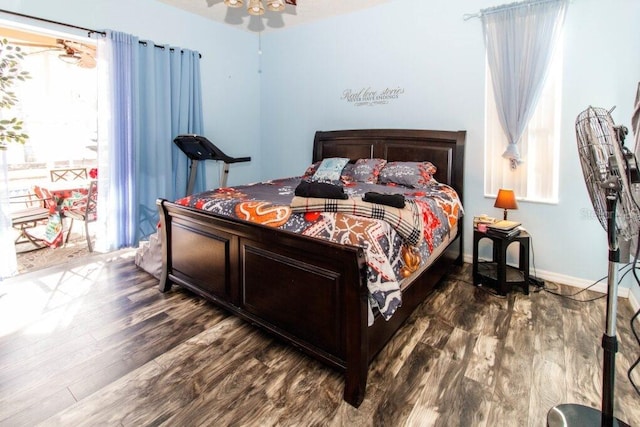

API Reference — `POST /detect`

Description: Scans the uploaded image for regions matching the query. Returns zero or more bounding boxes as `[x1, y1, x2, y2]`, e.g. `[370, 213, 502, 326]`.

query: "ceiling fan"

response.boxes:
[14, 38, 96, 68]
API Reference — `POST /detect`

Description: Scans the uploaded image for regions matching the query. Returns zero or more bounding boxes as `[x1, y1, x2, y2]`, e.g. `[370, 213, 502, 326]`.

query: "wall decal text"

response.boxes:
[341, 86, 405, 107]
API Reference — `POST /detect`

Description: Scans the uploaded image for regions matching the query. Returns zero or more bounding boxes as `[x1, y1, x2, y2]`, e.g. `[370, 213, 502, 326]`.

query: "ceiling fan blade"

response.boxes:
[77, 52, 96, 68]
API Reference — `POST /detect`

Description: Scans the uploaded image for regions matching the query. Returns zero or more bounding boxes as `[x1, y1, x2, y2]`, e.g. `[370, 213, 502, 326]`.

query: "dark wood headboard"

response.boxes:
[312, 129, 466, 203]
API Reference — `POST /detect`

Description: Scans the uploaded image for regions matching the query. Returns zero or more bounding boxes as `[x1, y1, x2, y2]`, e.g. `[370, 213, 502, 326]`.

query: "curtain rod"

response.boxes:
[0, 8, 106, 36]
[0, 8, 201, 58]
[463, 0, 565, 21]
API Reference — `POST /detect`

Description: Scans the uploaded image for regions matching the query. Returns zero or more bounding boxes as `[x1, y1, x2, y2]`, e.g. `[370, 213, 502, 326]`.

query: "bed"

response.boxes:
[156, 128, 465, 407]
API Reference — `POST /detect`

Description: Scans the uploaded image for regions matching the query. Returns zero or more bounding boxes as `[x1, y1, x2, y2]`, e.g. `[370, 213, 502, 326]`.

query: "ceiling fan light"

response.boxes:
[224, 0, 244, 7]
[247, 0, 265, 15]
[266, 0, 285, 12]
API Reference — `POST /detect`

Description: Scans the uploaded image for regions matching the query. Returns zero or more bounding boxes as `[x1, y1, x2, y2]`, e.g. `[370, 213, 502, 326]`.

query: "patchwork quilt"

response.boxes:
[175, 176, 463, 323]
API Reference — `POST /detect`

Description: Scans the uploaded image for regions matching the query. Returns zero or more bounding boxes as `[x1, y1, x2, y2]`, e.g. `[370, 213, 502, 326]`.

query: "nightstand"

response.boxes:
[472, 228, 530, 296]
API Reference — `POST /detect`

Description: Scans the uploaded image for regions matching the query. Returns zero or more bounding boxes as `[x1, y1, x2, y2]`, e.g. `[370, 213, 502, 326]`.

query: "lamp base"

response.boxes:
[547, 404, 630, 427]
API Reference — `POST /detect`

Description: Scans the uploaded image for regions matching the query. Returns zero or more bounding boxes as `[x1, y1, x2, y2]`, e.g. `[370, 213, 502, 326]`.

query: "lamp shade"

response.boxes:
[224, 0, 244, 7]
[247, 0, 265, 15]
[494, 189, 518, 220]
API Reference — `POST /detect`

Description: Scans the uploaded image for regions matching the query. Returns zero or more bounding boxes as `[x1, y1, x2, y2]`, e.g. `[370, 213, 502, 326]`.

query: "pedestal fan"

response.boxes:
[547, 106, 638, 426]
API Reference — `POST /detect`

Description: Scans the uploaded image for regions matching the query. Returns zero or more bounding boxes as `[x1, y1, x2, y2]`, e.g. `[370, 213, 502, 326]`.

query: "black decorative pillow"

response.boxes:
[379, 161, 437, 188]
[295, 180, 348, 200]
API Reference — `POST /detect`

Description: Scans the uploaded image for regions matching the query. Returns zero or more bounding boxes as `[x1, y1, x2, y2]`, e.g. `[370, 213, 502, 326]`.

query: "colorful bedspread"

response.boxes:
[175, 177, 463, 323]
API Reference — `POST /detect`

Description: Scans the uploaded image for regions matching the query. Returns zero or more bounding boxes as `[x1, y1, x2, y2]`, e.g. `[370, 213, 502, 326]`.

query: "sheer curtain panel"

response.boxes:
[485, 43, 562, 203]
[96, 31, 138, 252]
[481, 0, 568, 169]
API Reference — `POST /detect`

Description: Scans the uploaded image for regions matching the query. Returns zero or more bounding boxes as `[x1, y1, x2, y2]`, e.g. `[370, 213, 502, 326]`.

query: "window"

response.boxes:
[484, 42, 563, 204]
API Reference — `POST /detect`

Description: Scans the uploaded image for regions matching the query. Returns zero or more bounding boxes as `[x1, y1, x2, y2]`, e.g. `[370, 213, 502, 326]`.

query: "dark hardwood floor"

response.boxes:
[0, 250, 638, 426]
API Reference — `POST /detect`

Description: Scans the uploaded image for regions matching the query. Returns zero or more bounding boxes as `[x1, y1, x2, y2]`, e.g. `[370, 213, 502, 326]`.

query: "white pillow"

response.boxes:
[312, 157, 350, 183]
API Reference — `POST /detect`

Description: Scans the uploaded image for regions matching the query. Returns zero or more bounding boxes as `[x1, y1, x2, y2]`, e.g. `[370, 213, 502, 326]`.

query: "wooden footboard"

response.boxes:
[157, 198, 462, 407]
[157, 199, 372, 406]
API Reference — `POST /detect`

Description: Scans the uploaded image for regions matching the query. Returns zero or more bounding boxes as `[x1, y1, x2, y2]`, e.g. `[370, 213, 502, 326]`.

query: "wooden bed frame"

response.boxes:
[157, 128, 466, 407]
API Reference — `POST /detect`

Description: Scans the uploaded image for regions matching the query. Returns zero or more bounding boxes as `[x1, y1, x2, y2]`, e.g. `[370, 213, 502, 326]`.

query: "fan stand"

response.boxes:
[547, 185, 630, 427]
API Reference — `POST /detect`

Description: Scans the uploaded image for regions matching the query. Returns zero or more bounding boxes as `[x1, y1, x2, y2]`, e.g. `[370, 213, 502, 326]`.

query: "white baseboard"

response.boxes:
[463, 253, 640, 311]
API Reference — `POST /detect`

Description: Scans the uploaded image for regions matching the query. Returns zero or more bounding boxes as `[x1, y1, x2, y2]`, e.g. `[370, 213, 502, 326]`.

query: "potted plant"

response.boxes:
[0, 38, 30, 150]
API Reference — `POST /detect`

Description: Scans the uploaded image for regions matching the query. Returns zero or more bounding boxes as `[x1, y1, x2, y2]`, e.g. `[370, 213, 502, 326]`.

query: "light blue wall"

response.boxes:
[260, 0, 483, 179]
[0, 0, 262, 186]
[1, 0, 639, 303]
[259, 0, 640, 302]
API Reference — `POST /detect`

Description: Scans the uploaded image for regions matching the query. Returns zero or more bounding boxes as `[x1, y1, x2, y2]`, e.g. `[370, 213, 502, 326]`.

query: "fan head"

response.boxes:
[575, 106, 640, 241]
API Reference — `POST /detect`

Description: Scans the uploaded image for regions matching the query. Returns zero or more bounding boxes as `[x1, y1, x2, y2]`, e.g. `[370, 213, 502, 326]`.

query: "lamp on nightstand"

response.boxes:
[494, 189, 518, 220]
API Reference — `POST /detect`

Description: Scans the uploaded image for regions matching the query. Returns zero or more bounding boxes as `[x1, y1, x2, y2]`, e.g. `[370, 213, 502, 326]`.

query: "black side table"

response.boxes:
[472, 229, 530, 296]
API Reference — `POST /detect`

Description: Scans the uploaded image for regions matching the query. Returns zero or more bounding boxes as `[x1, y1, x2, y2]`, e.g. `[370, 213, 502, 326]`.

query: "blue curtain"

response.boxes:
[98, 31, 204, 251]
[170, 48, 204, 199]
[97, 31, 138, 252]
[481, 0, 568, 168]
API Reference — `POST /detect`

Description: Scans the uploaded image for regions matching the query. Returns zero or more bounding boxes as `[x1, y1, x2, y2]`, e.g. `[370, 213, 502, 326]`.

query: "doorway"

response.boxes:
[0, 25, 99, 274]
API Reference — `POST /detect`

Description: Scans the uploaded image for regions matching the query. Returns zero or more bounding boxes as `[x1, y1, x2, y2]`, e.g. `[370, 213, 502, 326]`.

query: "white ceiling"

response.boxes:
[155, 0, 393, 32]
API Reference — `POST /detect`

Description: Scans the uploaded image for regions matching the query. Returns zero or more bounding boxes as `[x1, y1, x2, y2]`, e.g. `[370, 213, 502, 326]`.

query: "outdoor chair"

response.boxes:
[50, 168, 88, 182]
[10, 190, 54, 250]
[63, 180, 98, 252]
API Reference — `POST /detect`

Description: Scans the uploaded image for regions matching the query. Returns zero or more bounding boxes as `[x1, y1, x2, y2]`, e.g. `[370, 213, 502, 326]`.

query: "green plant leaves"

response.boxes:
[0, 37, 31, 145]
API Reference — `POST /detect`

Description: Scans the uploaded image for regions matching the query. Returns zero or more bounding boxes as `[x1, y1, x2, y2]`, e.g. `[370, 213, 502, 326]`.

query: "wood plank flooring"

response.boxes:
[0, 250, 638, 426]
